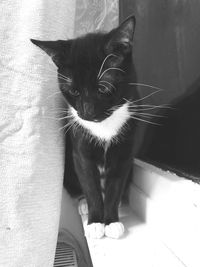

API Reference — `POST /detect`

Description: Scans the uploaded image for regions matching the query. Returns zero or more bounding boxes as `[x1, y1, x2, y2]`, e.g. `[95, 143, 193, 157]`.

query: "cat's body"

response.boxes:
[31, 16, 138, 238]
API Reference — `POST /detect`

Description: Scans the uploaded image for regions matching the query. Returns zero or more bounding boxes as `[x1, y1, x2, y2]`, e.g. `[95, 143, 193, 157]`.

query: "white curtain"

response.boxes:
[0, 0, 118, 266]
[0, 1, 76, 266]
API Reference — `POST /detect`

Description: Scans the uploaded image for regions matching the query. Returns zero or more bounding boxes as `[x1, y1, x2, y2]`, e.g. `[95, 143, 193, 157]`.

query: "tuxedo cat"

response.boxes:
[31, 16, 139, 239]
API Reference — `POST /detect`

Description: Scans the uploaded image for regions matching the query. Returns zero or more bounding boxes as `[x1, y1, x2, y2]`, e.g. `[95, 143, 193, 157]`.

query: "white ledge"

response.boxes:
[80, 159, 200, 267]
[130, 159, 200, 267]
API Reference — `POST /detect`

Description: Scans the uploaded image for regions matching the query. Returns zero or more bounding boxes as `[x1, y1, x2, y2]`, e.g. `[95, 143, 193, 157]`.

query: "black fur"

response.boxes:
[31, 16, 139, 225]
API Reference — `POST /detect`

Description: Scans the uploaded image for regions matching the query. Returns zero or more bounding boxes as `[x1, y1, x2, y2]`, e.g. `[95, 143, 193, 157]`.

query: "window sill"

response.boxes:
[80, 159, 200, 267]
[130, 159, 200, 267]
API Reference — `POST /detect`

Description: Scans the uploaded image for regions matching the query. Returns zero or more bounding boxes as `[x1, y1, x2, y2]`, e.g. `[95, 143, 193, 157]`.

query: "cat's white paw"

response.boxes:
[84, 223, 105, 239]
[78, 198, 88, 216]
[105, 222, 125, 239]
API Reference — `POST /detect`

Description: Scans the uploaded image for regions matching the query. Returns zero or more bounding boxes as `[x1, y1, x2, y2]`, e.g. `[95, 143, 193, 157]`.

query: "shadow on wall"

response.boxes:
[139, 76, 200, 183]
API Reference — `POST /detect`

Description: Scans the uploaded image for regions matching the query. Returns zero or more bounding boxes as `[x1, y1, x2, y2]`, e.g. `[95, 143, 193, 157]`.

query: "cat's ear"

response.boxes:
[30, 39, 71, 67]
[105, 15, 136, 55]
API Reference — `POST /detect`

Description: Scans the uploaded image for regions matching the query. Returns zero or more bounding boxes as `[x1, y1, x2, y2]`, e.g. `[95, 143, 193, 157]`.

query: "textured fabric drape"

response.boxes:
[0, 0, 118, 266]
[0, 1, 75, 266]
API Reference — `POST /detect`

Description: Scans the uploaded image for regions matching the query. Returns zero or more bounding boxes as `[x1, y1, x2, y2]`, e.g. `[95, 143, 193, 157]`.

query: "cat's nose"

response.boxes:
[83, 103, 95, 120]
[83, 103, 94, 115]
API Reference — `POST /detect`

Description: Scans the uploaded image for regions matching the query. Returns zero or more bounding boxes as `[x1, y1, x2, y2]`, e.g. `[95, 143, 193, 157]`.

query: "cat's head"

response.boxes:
[31, 16, 136, 123]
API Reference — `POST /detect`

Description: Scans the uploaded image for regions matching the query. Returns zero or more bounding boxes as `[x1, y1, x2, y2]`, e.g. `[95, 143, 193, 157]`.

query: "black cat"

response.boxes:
[31, 16, 139, 238]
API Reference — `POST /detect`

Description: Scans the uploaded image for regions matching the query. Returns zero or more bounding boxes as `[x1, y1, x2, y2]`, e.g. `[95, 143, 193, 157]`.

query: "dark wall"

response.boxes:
[120, 0, 200, 104]
[120, 0, 200, 181]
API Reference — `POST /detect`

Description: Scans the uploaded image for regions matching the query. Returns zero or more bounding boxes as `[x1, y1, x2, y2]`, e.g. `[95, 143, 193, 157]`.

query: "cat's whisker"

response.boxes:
[130, 114, 162, 126]
[57, 73, 71, 81]
[57, 115, 74, 121]
[58, 75, 71, 81]
[49, 112, 69, 117]
[72, 121, 81, 136]
[48, 107, 69, 112]
[128, 105, 172, 111]
[59, 120, 74, 132]
[43, 67, 70, 81]
[64, 120, 78, 135]
[128, 82, 164, 91]
[99, 80, 116, 90]
[42, 116, 61, 121]
[125, 89, 163, 105]
[46, 91, 62, 100]
[42, 111, 73, 121]
[57, 75, 71, 83]
[132, 112, 166, 118]
[135, 90, 162, 104]
[97, 53, 118, 79]
[128, 103, 170, 108]
[98, 67, 125, 80]
[48, 110, 70, 117]
[42, 66, 71, 81]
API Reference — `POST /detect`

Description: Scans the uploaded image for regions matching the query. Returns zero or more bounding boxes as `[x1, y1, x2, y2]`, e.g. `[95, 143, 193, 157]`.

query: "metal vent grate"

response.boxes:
[54, 241, 78, 267]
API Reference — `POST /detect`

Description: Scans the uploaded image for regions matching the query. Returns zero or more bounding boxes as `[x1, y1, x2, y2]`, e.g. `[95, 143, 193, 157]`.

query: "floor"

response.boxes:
[82, 206, 186, 267]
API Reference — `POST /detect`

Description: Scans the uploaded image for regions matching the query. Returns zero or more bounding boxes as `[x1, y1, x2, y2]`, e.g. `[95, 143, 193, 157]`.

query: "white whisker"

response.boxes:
[128, 90, 162, 104]
[42, 116, 60, 121]
[72, 121, 81, 136]
[128, 82, 164, 91]
[98, 67, 125, 80]
[132, 112, 165, 118]
[128, 105, 172, 111]
[59, 120, 75, 133]
[48, 108, 69, 113]
[97, 54, 117, 79]
[58, 115, 74, 121]
[64, 123, 76, 135]
[42, 66, 71, 81]
[130, 115, 161, 126]
[46, 91, 62, 100]
[43, 113, 73, 121]
[58, 75, 71, 83]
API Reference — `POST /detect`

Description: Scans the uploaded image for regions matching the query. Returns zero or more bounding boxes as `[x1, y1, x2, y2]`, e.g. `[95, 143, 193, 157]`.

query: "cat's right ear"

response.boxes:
[30, 39, 71, 67]
[105, 15, 136, 55]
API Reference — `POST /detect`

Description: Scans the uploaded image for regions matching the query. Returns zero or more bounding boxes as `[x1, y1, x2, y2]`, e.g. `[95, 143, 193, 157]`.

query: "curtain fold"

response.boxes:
[0, 1, 76, 266]
[74, 0, 118, 35]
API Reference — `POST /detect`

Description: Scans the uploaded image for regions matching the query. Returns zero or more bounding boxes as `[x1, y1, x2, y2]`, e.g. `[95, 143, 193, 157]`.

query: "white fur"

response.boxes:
[70, 103, 130, 142]
[84, 222, 105, 239]
[78, 198, 88, 216]
[105, 222, 125, 239]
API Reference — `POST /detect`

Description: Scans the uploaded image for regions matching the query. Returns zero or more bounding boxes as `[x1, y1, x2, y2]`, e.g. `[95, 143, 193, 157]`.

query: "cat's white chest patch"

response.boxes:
[70, 103, 130, 142]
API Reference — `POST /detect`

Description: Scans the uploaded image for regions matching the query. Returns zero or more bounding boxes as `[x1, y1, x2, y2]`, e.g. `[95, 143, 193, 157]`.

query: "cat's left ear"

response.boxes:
[30, 39, 71, 67]
[105, 15, 136, 55]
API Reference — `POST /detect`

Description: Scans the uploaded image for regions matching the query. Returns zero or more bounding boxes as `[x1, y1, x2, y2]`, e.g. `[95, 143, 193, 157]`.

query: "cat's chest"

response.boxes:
[70, 103, 130, 142]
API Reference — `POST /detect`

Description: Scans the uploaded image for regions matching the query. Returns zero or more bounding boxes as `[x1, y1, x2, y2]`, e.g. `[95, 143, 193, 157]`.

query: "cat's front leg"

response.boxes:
[104, 159, 133, 239]
[73, 152, 105, 238]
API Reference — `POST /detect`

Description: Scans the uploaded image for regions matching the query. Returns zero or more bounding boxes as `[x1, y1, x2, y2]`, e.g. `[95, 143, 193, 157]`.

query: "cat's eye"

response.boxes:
[98, 85, 113, 95]
[68, 89, 80, 97]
